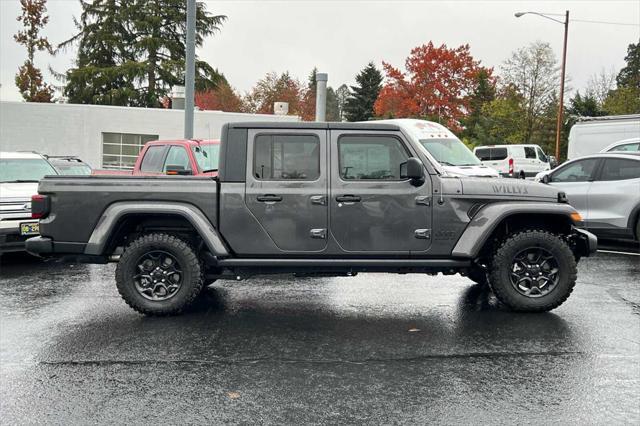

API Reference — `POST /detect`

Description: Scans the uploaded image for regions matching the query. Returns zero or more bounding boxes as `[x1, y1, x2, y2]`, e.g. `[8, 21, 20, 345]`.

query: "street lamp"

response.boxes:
[515, 10, 569, 160]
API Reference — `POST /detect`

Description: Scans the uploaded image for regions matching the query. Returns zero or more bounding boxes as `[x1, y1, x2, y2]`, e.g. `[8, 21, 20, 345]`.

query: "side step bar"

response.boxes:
[216, 258, 470, 268]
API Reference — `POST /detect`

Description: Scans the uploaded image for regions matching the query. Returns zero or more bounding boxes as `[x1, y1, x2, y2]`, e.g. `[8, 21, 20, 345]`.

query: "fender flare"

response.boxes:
[84, 201, 229, 257]
[451, 202, 578, 258]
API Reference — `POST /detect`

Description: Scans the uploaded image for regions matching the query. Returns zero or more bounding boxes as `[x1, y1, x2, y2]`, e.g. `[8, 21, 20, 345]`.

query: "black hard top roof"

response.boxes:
[227, 121, 400, 131]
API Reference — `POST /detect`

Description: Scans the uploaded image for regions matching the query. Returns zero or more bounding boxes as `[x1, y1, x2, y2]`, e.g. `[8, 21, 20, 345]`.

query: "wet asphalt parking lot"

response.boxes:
[1, 244, 639, 424]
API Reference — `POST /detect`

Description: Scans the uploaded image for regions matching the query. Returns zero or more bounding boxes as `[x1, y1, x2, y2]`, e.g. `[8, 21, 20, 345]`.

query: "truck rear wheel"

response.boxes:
[116, 233, 203, 316]
[489, 230, 576, 312]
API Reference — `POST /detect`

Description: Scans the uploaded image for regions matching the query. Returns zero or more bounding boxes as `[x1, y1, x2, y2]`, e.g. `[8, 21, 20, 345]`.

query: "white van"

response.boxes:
[567, 114, 640, 159]
[473, 144, 551, 178]
[366, 119, 500, 177]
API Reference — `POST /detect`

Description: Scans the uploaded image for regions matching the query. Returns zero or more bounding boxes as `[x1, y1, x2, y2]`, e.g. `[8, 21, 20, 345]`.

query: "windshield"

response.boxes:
[192, 144, 220, 171]
[0, 158, 57, 182]
[50, 162, 92, 175]
[418, 138, 480, 166]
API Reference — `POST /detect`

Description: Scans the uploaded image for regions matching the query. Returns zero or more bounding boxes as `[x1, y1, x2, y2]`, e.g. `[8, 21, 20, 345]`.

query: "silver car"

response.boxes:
[536, 153, 640, 241]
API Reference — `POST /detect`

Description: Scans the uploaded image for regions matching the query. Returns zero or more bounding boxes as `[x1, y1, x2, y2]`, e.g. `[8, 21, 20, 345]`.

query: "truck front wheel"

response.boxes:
[489, 230, 577, 312]
[116, 233, 203, 316]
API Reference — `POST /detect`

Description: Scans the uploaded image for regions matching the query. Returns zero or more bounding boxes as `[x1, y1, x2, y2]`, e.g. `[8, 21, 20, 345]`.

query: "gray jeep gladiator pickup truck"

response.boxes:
[26, 120, 597, 315]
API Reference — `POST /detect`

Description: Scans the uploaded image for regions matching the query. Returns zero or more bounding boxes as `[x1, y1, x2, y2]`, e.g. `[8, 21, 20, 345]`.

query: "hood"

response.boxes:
[0, 182, 39, 201]
[442, 165, 500, 178]
[459, 177, 560, 201]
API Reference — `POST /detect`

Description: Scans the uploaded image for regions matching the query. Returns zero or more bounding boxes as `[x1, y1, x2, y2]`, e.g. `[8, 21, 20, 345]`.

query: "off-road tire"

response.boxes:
[489, 230, 577, 312]
[116, 233, 203, 316]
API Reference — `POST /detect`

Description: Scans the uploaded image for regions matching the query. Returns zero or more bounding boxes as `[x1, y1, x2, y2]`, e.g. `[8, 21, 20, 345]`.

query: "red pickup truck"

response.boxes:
[94, 139, 219, 176]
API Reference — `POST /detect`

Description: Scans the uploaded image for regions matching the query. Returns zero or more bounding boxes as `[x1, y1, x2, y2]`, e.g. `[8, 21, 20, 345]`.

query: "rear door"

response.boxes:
[329, 130, 432, 254]
[244, 130, 328, 252]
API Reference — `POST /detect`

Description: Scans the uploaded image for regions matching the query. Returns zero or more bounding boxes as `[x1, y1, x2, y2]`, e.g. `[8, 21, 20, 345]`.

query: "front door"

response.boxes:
[245, 130, 328, 253]
[549, 158, 601, 220]
[329, 131, 432, 254]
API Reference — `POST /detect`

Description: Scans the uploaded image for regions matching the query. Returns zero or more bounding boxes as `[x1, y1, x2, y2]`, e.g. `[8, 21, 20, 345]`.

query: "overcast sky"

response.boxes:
[1, 0, 639, 102]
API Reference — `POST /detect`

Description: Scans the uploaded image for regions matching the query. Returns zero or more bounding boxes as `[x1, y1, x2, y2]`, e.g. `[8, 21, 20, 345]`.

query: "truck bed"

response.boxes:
[38, 175, 218, 244]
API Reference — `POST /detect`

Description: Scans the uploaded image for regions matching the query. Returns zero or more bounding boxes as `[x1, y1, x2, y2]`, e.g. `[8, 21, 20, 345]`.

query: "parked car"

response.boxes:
[0, 151, 58, 253]
[600, 137, 640, 153]
[43, 155, 92, 175]
[473, 144, 551, 178]
[535, 153, 640, 241]
[567, 114, 640, 159]
[27, 121, 596, 316]
[93, 139, 220, 176]
[373, 119, 500, 177]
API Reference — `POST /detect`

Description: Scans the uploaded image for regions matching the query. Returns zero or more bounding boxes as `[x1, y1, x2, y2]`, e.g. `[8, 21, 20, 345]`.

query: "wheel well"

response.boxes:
[477, 213, 573, 259]
[105, 214, 202, 254]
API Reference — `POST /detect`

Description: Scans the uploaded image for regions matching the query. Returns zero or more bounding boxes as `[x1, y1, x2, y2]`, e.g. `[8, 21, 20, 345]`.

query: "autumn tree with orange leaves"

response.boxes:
[195, 81, 243, 112]
[374, 42, 492, 132]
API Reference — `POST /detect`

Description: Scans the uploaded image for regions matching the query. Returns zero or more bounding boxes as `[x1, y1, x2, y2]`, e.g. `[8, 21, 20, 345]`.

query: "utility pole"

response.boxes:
[555, 10, 569, 160]
[184, 0, 196, 139]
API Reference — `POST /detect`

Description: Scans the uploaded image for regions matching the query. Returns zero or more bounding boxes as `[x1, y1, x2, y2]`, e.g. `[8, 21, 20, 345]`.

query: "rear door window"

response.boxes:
[139, 145, 167, 172]
[254, 134, 320, 180]
[475, 147, 507, 161]
[598, 158, 640, 181]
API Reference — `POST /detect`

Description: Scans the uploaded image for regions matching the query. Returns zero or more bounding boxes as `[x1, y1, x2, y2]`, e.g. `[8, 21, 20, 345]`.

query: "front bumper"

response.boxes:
[571, 227, 598, 257]
[0, 219, 38, 253]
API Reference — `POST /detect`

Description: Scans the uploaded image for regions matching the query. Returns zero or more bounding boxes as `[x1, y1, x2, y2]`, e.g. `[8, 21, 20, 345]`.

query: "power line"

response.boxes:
[570, 18, 639, 27]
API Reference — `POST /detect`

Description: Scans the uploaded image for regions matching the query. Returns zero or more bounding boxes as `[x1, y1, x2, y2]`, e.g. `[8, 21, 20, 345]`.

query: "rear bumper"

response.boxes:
[25, 236, 86, 256]
[572, 227, 598, 257]
[0, 220, 37, 253]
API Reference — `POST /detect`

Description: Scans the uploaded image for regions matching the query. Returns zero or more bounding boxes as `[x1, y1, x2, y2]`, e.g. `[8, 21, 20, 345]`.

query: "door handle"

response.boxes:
[310, 195, 326, 205]
[335, 195, 361, 203]
[257, 194, 283, 202]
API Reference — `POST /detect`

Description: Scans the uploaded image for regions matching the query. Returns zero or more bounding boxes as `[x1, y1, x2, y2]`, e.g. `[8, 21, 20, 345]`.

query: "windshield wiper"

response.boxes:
[1, 179, 40, 183]
[202, 168, 218, 173]
[437, 161, 455, 166]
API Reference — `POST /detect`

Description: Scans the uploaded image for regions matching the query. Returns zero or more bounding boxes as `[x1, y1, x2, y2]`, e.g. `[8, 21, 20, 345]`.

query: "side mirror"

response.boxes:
[165, 165, 192, 176]
[401, 157, 425, 186]
[542, 174, 551, 184]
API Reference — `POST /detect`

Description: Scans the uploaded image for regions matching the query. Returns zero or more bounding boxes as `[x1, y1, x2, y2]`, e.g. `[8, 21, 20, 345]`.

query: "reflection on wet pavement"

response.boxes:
[1, 251, 638, 423]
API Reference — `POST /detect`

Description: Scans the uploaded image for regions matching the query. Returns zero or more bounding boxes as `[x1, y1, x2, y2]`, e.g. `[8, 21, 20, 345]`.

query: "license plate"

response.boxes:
[20, 222, 39, 236]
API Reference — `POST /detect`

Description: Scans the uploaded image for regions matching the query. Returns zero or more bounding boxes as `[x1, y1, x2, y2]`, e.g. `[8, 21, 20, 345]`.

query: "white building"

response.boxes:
[0, 101, 299, 169]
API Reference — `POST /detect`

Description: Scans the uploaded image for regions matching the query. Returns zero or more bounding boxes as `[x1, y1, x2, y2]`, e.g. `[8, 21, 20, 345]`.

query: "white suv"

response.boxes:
[0, 152, 58, 253]
[473, 144, 552, 178]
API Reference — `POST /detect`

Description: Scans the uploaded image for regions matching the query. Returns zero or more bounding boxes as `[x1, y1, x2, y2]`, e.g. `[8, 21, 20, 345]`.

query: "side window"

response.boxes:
[524, 147, 536, 159]
[598, 159, 640, 181]
[163, 146, 191, 172]
[338, 135, 409, 180]
[536, 147, 548, 162]
[140, 145, 167, 172]
[609, 143, 640, 152]
[552, 159, 599, 183]
[491, 148, 508, 160]
[475, 148, 490, 161]
[254, 134, 320, 180]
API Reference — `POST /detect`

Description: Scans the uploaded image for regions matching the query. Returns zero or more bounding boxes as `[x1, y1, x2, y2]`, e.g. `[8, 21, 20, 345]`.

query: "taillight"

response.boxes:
[508, 158, 514, 175]
[31, 194, 50, 219]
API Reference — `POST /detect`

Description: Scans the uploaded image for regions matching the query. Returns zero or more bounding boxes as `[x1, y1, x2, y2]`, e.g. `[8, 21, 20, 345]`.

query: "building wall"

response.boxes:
[0, 101, 299, 168]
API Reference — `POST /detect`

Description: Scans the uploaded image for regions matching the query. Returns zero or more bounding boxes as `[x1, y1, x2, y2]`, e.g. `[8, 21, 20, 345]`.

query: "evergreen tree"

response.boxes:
[59, 0, 226, 107]
[616, 40, 640, 89]
[462, 68, 496, 142]
[344, 62, 383, 122]
[335, 84, 350, 121]
[14, 0, 54, 102]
